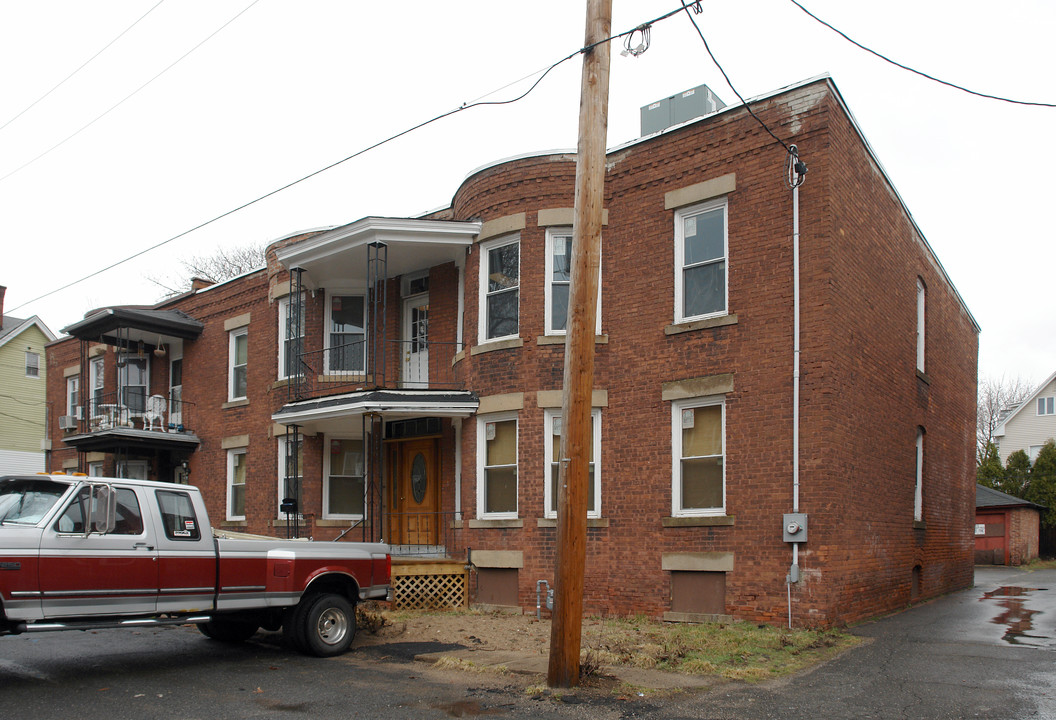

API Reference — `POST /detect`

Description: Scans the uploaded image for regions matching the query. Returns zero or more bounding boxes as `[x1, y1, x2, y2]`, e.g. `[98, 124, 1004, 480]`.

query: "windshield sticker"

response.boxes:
[174, 530, 192, 537]
[184, 520, 196, 530]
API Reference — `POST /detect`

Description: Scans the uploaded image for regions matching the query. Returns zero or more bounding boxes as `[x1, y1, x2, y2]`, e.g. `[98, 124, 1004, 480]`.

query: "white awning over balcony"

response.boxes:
[272, 389, 478, 435]
[275, 217, 481, 288]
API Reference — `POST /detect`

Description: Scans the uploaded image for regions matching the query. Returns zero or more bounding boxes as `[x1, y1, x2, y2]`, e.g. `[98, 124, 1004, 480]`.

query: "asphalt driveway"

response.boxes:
[700, 566, 1056, 719]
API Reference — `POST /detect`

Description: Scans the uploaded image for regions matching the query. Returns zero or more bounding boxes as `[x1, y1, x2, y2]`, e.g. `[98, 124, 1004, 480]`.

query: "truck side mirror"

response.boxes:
[89, 485, 117, 534]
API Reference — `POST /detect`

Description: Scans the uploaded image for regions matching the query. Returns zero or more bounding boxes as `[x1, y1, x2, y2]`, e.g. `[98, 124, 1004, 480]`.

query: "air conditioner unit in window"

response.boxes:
[59, 415, 78, 431]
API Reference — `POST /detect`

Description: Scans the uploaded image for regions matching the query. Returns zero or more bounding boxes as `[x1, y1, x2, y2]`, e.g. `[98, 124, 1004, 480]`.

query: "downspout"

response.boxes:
[788, 145, 806, 628]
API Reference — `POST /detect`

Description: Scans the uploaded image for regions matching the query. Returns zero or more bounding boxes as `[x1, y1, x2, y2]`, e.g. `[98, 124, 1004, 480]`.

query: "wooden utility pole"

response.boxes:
[547, 0, 611, 689]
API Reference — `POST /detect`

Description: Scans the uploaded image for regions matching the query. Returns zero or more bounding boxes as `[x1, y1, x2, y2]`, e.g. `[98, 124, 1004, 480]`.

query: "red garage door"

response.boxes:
[974, 511, 1007, 564]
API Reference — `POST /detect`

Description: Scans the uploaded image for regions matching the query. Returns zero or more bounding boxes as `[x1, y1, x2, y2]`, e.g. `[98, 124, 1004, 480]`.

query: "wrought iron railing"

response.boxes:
[65, 389, 195, 435]
[289, 338, 464, 402]
[384, 511, 462, 558]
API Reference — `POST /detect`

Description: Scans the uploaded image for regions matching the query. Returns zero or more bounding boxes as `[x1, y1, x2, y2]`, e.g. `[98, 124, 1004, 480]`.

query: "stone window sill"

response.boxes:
[665, 314, 739, 336]
[536, 517, 609, 528]
[470, 338, 525, 355]
[662, 515, 735, 527]
[468, 518, 524, 529]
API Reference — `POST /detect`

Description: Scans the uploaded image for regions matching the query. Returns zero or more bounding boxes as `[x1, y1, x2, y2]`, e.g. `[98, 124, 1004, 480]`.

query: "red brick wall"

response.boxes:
[447, 79, 977, 626]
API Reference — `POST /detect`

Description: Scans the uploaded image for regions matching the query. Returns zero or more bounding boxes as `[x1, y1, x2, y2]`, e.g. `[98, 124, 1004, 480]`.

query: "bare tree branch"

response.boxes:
[148, 242, 267, 298]
[978, 375, 1034, 458]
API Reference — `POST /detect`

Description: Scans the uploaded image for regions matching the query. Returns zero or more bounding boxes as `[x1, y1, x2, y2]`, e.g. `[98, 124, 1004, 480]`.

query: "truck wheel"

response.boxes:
[298, 593, 356, 657]
[197, 618, 259, 643]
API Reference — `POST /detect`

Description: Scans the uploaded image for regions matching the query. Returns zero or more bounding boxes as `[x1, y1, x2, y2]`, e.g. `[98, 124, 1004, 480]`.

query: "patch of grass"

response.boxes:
[583, 618, 859, 681]
[1023, 557, 1056, 571]
[433, 656, 508, 674]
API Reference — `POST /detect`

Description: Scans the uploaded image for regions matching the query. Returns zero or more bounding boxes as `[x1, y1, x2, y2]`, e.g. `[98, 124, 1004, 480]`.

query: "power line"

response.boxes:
[789, 0, 1056, 108]
[678, 1, 794, 153]
[8, 3, 693, 316]
[0, 1, 167, 133]
[0, 0, 263, 185]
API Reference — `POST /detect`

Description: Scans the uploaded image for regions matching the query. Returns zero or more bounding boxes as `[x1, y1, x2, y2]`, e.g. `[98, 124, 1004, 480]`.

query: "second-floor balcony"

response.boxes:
[62, 389, 200, 452]
[287, 337, 464, 402]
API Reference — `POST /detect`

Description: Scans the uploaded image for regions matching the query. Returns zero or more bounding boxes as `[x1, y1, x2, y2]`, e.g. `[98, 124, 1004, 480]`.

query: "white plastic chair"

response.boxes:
[143, 394, 167, 432]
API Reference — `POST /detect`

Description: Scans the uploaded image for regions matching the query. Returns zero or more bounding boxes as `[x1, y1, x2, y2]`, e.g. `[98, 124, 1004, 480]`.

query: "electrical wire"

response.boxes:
[0, 0, 263, 185]
[0, 1, 167, 133]
[8, 2, 695, 316]
[789, 0, 1056, 108]
[679, 0, 795, 154]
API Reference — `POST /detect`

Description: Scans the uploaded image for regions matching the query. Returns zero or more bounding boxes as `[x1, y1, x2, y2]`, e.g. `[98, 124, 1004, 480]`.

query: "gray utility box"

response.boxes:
[640, 84, 726, 136]
[783, 513, 808, 543]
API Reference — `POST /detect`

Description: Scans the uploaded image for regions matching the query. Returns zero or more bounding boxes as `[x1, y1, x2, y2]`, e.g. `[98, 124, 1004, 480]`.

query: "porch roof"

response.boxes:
[274, 216, 481, 288]
[62, 307, 204, 344]
[62, 427, 201, 453]
[272, 389, 479, 432]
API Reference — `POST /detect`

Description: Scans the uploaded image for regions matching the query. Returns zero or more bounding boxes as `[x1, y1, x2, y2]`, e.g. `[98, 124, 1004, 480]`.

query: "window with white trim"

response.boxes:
[278, 434, 304, 516]
[672, 397, 725, 516]
[278, 294, 305, 380]
[229, 327, 248, 401]
[25, 351, 39, 378]
[478, 235, 520, 342]
[916, 278, 926, 373]
[324, 437, 365, 519]
[89, 356, 105, 418]
[545, 227, 601, 336]
[544, 409, 601, 518]
[477, 412, 518, 518]
[227, 448, 247, 520]
[674, 198, 727, 323]
[325, 293, 366, 374]
[66, 375, 79, 417]
[1038, 397, 1055, 416]
[119, 356, 148, 415]
[914, 427, 925, 522]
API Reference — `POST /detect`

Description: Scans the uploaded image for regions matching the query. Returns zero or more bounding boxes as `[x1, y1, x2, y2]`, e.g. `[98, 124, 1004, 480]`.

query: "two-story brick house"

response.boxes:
[45, 75, 979, 628]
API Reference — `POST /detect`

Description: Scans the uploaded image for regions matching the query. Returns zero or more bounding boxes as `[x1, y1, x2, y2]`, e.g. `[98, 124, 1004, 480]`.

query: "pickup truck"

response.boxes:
[0, 474, 391, 657]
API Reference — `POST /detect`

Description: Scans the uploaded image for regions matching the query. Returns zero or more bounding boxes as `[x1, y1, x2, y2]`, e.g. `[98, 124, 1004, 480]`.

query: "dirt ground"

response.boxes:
[356, 605, 560, 658]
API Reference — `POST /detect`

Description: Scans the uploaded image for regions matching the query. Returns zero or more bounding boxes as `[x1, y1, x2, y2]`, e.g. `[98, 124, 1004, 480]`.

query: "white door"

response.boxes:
[402, 294, 429, 388]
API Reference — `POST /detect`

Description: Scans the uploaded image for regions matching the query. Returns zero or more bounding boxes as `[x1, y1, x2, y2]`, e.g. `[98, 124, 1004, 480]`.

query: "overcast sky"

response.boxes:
[1, 1, 1052, 386]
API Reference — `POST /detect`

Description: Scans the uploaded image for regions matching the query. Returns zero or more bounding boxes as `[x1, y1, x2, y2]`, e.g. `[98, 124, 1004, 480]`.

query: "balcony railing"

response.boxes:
[63, 389, 196, 435]
[385, 511, 462, 559]
[289, 338, 464, 402]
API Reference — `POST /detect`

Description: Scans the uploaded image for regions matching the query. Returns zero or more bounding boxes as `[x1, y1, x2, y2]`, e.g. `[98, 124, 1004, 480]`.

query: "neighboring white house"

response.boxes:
[0, 285, 57, 473]
[994, 369, 1056, 465]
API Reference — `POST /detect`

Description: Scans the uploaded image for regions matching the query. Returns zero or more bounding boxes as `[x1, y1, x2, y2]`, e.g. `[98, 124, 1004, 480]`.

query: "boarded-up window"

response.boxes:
[476, 568, 519, 607]
[671, 571, 725, 615]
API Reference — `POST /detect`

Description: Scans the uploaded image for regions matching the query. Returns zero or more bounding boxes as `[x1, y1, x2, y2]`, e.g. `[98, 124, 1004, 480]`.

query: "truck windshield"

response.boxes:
[0, 478, 70, 525]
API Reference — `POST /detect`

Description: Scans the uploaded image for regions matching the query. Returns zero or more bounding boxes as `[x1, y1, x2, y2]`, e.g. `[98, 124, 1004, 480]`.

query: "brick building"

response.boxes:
[45, 76, 979, 628]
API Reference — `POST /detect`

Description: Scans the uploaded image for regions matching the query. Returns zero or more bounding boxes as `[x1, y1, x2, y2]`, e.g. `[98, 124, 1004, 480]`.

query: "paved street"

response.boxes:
[1, 567, 1054, 719]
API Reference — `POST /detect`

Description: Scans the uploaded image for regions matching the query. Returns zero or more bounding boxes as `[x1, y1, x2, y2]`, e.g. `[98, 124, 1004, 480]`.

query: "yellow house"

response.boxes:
[0, 286, 56, 473]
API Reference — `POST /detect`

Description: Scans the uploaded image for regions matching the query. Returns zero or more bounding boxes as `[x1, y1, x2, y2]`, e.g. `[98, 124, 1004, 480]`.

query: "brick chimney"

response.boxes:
[190, 277, 215, 292]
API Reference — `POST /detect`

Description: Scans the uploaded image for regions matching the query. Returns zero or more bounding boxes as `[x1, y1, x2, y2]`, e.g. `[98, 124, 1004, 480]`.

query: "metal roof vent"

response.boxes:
[640, 84, 726, 136]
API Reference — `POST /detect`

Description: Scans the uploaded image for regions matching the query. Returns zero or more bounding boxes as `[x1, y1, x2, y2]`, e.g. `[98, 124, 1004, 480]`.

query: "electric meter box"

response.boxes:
[783, 513, 808, 543]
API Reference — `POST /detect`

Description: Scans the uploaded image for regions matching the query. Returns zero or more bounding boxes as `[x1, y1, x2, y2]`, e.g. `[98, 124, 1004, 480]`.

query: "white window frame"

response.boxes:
[87, 461, 104, 477]
[25, 351, 40, 378]
[671, 396, 726, 517]
[227, 448, 247, 521]
[89, 356, 105, 416]
[118, 355, 149, 415]
[544, 227, 601, 336]
[277, 293, 305, 380]
[916, 278, 926, 373]
[543, 408, 601, 519]
[674, 198, 728, 324]
[322, 434, 366, 520]
[478, 234, 520, 343]
[228, 327, 248, 401]
[914, 428, 924, 522]
[66, 375, 80, 417]
[1038, 397, 1055, 416]
[324, 289, 368, 375]
[1029, 444, 1045, 463]
[277, 434, 304, 518]
[476, 411, 518, 519]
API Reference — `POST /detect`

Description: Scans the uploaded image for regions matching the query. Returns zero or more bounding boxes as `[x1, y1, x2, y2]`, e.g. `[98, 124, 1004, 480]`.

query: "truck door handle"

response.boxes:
[134, 543, 155, 551]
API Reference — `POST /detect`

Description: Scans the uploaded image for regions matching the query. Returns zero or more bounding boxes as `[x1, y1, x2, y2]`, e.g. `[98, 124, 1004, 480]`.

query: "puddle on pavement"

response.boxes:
[980, 586, 1049, 646]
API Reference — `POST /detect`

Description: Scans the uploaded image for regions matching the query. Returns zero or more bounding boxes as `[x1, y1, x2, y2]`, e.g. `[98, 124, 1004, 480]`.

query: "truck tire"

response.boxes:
[197, 618, 259, 643]
[297, 593, 356, 657]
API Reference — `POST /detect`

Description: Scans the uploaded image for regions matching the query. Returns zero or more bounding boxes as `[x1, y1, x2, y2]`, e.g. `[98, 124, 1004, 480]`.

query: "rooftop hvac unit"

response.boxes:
[640, 84, 726, 136]
[59, 415, 78, 431]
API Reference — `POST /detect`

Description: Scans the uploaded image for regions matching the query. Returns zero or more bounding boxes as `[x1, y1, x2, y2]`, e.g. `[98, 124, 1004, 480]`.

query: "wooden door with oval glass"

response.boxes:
[389, 438, 439, 546]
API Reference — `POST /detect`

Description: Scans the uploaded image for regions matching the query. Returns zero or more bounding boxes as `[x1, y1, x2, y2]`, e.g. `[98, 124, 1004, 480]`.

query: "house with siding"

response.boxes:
[0, 286, 56, 473]
[44, 75, 979, 628]
[994, 370, 1056, 464]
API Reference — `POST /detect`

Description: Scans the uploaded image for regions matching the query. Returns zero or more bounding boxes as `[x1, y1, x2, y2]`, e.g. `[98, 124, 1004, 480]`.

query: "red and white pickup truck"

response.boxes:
[0, 474, 390, 656]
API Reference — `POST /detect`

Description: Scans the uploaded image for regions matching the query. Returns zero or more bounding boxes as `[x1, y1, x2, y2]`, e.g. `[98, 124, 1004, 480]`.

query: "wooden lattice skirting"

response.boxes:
[391, 562, 468, 611]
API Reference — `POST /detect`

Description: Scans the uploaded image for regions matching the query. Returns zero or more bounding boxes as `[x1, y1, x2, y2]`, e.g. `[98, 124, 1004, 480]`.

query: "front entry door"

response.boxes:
[402, 294, 429, 388]
[390, 438, 439, 546]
